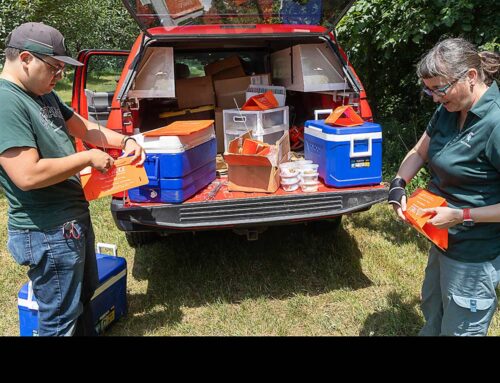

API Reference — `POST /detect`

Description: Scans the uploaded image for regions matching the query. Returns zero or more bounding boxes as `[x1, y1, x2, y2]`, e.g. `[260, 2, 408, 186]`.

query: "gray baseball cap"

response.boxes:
[6, 22, 83, 66]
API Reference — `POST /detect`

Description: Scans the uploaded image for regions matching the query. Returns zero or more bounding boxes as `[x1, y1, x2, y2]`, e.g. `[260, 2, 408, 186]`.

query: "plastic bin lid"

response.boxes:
[143, 120, 214, 136]
[305, 120, 381, 135]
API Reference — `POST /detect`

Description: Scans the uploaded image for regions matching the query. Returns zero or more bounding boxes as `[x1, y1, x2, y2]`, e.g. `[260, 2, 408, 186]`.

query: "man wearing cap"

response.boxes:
[0, 22, 145, 336]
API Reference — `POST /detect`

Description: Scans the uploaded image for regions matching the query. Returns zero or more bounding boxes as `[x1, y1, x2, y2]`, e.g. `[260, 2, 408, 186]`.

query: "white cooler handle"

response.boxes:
[350, 135, 372, 158]
[314, 109, 333, 120]
[96, 243, 118, 257]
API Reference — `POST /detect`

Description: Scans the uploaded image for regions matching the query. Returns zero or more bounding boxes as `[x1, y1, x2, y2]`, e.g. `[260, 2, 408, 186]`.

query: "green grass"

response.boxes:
[2, 194, 499, 336]
[54, 72, 120, 105]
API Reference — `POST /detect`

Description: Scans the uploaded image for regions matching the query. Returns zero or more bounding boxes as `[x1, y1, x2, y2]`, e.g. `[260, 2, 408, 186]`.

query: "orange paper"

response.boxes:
[80, 156, 148, 201]
[403, 188, 448, 251]
[143, 120, 214, 137]
[242, 90, 279, 111]
[324, 105, 364, 126]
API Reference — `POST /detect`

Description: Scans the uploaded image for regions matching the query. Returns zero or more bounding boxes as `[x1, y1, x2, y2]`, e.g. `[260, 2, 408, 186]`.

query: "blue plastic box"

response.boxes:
[128, 159, 216, 203]
[128, 127, 217, 203]
[304, 120, 382, 188]
[18, 245, 127, 336]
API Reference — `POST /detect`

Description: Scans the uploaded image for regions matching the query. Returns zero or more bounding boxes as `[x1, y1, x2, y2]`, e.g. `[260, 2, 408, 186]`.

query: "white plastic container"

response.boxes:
[223, 106, 289, 151]
[300, 180, 319, 192]
[280, 174, 300, 184]
[280, 176, 300, 192]
[300, 172, 319, 183]
[300, 163, 320, 175]
[279, 162, 300, 177]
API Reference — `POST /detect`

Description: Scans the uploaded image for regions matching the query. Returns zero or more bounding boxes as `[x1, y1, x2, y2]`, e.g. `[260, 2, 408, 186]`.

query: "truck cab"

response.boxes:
[71, 0, 388, 246]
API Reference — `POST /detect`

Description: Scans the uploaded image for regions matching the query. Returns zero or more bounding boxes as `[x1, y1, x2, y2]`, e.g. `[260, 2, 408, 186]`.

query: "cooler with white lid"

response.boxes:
[304, 120, 382, 188]
[128, 120, 217, 203]
[18, 243, 127, 336]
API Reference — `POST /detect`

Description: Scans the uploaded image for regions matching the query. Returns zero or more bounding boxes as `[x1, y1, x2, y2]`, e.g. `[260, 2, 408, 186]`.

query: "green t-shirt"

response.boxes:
[426, 81, 500, 262]
[0, 79, 89, 230]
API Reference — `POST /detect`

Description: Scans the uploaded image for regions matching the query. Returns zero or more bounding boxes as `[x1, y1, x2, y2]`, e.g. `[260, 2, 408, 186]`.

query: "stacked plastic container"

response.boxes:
[223, 106, 289, 152]
[279, 160, 320, 192]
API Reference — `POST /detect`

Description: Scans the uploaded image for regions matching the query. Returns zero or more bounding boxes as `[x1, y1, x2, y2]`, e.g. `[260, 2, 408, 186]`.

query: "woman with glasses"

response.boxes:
[388, 37, 500, 336]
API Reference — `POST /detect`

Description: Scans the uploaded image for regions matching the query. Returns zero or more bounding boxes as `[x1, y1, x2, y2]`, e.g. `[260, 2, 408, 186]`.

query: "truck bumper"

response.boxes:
[111, 187, 388, 233]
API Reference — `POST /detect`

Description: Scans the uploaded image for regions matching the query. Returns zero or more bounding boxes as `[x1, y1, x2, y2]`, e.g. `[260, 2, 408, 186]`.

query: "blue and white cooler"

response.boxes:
[128, 121, 217, 203]
[304, 119, 382, 188]
[17, 243, 127, 336]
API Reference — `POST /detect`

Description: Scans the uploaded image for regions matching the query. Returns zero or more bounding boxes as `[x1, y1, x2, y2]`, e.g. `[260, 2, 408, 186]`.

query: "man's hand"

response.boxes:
[121, 138, 146, 165]
[88, 148, 114, 173]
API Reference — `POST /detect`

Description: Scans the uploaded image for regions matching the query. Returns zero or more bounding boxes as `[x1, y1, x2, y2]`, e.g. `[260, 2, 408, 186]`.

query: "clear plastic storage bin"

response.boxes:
[223, 107, 289, 151]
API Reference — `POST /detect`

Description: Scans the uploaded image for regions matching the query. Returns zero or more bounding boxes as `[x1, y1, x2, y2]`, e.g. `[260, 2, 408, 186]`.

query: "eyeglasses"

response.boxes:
[30, 52, 65, 78]
[422, 70, 468, 97]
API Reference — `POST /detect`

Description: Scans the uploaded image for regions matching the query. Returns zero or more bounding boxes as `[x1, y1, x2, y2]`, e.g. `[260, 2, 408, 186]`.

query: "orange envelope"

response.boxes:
[80, 156, 148, 201]
[242, 90, 279, 111]
[403, 188, 448, 251]
[324, 105, 364, 126]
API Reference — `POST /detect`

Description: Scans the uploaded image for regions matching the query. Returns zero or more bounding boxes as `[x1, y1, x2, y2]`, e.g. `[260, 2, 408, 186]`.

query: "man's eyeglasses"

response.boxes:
[422, 70, 468, 97]
[30, 52, 65, 78]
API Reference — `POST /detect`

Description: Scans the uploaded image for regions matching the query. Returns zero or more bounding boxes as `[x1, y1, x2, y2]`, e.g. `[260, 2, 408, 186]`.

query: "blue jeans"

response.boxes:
[8, 214, 98, 336]
[420, 246, 500, 336]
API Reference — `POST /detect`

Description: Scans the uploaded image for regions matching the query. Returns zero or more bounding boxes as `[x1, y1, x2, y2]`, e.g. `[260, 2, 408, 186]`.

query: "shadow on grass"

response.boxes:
[122, 221, 372, 334]
[348, 205, 431, 253]
[359, 291, 424, 336]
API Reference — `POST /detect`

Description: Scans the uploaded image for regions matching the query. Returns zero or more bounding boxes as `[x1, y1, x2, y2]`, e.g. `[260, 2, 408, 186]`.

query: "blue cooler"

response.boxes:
[304, 120, 382, 188]
[17, 243, 127, 336]
[128, 124, 217, 203]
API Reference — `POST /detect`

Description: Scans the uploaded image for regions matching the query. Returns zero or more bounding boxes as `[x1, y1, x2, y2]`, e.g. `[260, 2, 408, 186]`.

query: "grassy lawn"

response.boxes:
[54, 72, 119, 105]
[1, 193, 499, 336]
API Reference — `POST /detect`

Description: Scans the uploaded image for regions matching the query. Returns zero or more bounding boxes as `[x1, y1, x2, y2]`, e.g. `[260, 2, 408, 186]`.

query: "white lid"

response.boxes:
[280, 178, 300, 185]
[132, 125, 215, 154]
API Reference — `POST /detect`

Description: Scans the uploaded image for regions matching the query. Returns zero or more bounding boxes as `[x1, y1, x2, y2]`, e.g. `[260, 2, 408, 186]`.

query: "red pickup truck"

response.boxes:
[71, 0, 388, 246]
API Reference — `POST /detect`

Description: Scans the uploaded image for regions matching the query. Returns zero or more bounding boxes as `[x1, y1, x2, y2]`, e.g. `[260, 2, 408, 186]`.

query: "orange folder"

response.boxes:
[403, 188, 448, 251]
[143, 120, 214, 137]
[242, 90, 279, 111]
[324, 105, 364, 126]
[80, 156, 148, 201]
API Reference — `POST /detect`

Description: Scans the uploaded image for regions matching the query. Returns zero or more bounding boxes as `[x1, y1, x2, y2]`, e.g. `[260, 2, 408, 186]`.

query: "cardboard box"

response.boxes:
[224, 131, 290, 193]
[175, 75, 215, 109]
[205, 55, 245, 80]
[214, 74, 271, 108]
[215, 107, 225, 153]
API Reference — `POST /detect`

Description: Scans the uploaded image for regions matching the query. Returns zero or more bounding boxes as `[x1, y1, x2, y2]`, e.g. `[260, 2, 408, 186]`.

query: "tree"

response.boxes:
[336, 0, 499, 121]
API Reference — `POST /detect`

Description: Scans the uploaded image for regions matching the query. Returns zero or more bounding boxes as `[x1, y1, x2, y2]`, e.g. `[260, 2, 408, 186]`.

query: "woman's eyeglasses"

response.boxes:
[422, 70, 468, 97]
[30, 52, 66, 78]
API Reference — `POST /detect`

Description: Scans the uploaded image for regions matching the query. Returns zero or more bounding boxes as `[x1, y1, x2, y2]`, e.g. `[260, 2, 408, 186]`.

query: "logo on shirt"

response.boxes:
[39, 106, 64, 131]
[460, 131, 475, 148]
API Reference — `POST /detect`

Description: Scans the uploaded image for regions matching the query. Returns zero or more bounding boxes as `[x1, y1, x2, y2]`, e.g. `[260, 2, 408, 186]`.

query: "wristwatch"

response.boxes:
[462, 208, 474, 227]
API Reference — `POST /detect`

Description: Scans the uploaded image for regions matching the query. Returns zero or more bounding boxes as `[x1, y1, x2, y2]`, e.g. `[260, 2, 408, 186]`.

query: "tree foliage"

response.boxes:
[337, 0, 500, 121]
[0, 0, 139, 61]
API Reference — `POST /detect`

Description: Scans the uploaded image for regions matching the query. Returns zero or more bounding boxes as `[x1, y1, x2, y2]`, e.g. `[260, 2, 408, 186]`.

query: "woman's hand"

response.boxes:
[388, 177, 407, 221]
[421, 207, 463, 229]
